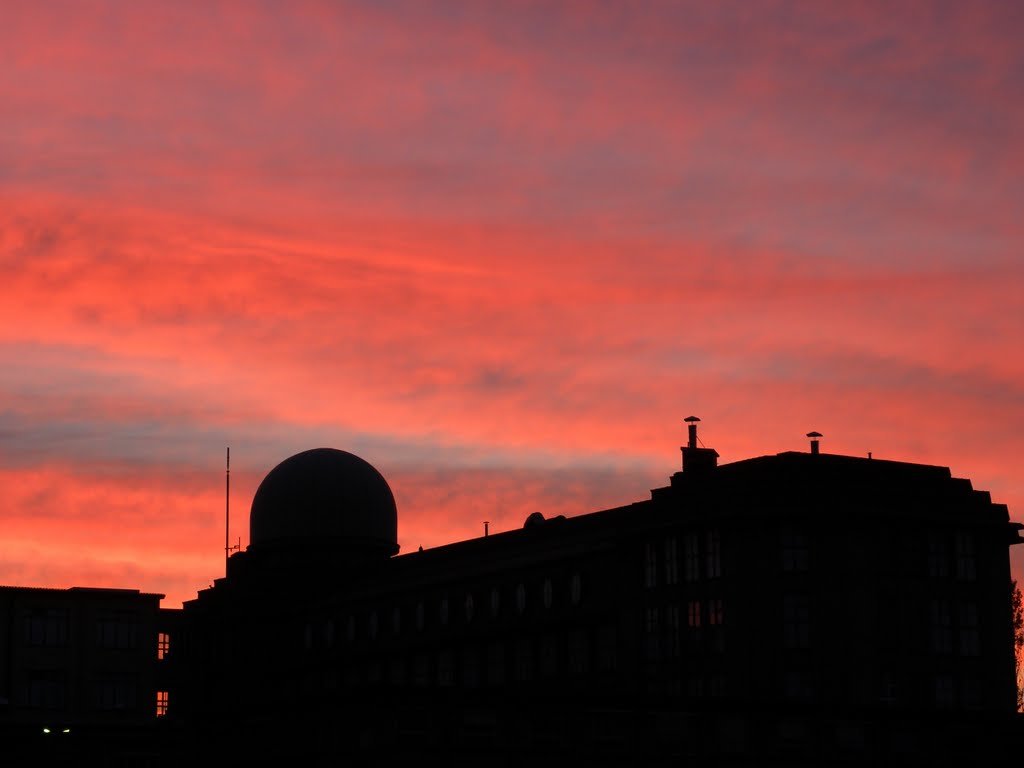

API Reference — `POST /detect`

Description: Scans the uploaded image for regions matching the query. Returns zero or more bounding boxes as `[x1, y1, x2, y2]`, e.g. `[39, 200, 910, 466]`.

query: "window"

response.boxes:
[934, 674, 955, 709]
[783, 595, 810, 649]
[927, 532, 948, 578]
[597, 625, 617, 671]
[437, 650, 455, 686]
[687, 600, 702, 629]
[644, 542, 658, 588]
[96, 615, 137, 650]
[439, 597, 449, 626]
[413, 653, 429, 687]
[156, 690, 169, 717]
[391, 607, 401, 635]
[664, 537, 679, 585]
[570, 572, 582, 606]
[464, 593, 475, 623]
[645, 607, 660, 660]
[781, 528, 808, 572]
[463, 647, 481, 688]
[542, 579, 553, 609]
[157, 632, 170, 660]
[930, 599, 952, 654]
[28, 671, 65, 709]
[347, 615, 356, 641]
[540, 635, 557, 677]
[368, 611, 378, 640]
[705, 530, 721, 578]
[25, 609, 68, 647]
[95, 677, 136, 711]
[684, 534, 700, 582]
[955, 533, 976, 581]
[415, 602, 425, 632]
[514, 639, 534, 682]
[666, 604, 681, 658]
[958, 601, 979, 657]
[516, 583, 527, 614]
[487, 643, 505, 685]
[490, 587, 501, 617]
[303, 623, 313, 650]
[568, 629, 589, 676]
[709, 599, 724, 626]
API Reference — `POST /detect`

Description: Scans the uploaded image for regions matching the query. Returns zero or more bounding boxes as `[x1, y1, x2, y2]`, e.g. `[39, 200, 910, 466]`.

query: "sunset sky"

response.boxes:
[1, 1, 1022, 607]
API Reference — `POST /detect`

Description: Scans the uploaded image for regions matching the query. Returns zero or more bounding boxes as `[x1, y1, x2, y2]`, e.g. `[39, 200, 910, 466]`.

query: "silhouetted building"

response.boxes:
[166, 423, 1023, 765]
[0, 585, 166, 765]
[3, 422, 1022, 765]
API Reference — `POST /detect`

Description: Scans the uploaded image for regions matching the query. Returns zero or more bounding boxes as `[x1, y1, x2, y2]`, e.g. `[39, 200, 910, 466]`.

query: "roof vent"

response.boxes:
[806, 431, 823, 455]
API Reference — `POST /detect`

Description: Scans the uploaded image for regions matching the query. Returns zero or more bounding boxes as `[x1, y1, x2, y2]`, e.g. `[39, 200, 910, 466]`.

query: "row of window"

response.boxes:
[644, 531, 721, 588]
[22, 610, 144, 651]
[302, 629, 619, 691]
[644, 600, 727, 659]
[23, 672, 143, 712]
[305, 574, 584, 650]
[929, 599, 980, 656]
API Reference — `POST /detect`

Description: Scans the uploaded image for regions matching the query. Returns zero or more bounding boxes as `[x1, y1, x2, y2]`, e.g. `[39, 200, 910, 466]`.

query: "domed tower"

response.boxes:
[238, 448, 399, 584]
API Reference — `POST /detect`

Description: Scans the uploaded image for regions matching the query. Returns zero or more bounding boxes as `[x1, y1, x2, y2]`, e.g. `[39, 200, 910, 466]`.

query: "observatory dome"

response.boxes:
[249, 448, 398, 557]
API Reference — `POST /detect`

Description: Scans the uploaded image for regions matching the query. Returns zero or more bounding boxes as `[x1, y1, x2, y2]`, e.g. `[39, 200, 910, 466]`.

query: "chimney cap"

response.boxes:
[684, 415, 701, 423]
[806, 431, 823, 438]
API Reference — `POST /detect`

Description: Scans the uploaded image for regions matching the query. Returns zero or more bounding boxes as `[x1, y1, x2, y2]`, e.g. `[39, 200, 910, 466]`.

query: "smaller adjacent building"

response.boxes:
[0, 585, 167, 765]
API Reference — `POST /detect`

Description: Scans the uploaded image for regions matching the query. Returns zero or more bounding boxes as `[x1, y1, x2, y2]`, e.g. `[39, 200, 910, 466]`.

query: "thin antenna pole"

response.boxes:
[225, 447, 230, 575]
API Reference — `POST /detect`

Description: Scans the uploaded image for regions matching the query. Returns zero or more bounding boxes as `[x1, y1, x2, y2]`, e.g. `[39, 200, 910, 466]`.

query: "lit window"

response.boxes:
[705, 530, 721, 578]
[687, 601, 701, 629]
[664, 537, 679, 585]
[157, 632, 170, 660]
[542, 579, 553, 609]
[156, 690, 169, 717]
[709, 599, 724, 626]
[684, 534, 700, 582]
[644, 542, 658, 588]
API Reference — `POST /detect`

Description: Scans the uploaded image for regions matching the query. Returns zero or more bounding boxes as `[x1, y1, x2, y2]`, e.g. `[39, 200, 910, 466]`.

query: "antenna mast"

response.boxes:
[224, 447, 239, 574]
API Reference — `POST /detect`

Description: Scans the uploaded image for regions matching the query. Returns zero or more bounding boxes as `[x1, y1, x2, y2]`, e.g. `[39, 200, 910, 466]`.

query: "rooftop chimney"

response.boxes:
[681, 416, 718, 473]
[806, 431, 822, 455]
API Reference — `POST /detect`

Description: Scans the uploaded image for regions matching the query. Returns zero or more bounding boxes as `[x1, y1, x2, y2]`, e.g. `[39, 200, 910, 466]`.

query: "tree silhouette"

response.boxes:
[1013, 580, 1023, 712]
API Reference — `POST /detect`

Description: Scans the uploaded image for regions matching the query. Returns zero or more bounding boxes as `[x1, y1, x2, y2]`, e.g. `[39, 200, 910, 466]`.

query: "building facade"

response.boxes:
[3, 423, 1022, 765]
